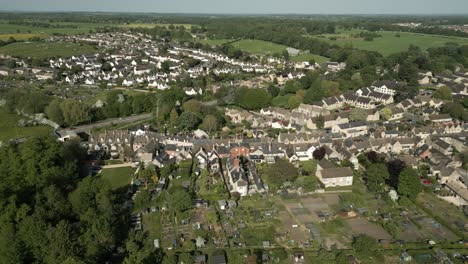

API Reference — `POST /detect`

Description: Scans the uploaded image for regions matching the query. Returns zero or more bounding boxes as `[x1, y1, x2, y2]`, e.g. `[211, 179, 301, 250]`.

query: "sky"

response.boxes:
[1, 0, 468, 14]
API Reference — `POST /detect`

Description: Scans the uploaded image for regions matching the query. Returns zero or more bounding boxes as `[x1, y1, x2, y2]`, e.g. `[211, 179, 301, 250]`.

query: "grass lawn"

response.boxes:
[199, 38, 330, 62]
[198, 38, 233, 46]
[104, 159, 124, 165]
[290, 53, 329, 64]
[143, 213, 162, 242]
[313, 30, 468, 56]
[0, 108, 52, 142]
[231, 39, 288, 55]
[0, 42, 100, 59]
[100, 167, 135, 190]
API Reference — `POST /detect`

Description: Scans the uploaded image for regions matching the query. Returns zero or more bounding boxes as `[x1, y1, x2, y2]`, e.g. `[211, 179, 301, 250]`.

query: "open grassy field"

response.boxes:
[231, 39, 288, 55]
[0, 42, 99, 59]
[201, 38, 328, 62]
[290, 53, 329, 63]
[0, 22, 103, 36]
[120, 23, 193, 29]
[100, 166, 135, 190]
[314, 30, 468, 56]
[198, 38, 233, 46]
[0, 33, 48, 41]
[0, 108, 52, 142]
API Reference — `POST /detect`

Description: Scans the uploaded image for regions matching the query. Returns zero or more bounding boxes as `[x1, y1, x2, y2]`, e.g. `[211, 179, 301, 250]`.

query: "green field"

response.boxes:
[231, 39, 287, 55]
[0, 33, 48, 41]
[0, 42, 99, 59]
[198, 38, 233, 46]
[0, 22, 104, 36]
[314, 30, 468, 56]
[0, 108, 52, 142]
[120, 23, 193, 29]
[201, 38, 328, 62]
[290, 53, 329, 63]
[100, 166, 135, 190]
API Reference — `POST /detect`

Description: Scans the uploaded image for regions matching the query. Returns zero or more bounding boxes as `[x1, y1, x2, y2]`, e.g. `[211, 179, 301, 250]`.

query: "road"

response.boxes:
[57, 113, 153, 135]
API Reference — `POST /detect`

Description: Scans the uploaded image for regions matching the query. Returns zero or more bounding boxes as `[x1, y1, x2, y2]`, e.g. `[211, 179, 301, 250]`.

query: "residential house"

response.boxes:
[184, 87, 203, 96]
[226, 158, 249, 196]
[372, 80, 398, 96]
[316, 159, 353, 188]
[332, 121, 368, 137]
[428, 114, 452, 123]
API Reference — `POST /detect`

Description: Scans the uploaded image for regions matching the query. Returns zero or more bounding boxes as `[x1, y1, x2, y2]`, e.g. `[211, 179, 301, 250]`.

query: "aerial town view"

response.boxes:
[0, 0, 467, 263]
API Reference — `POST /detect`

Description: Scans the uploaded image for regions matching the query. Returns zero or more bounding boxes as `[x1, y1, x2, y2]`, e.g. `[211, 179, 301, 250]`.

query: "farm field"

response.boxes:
[290, 53, 329, 64]
[0, 33, 48, 41]
[198, 38, 233, 46]
[0, 42, 99, 59]
[200, 38, 329, 62]
[313, 30, 468, 56]
[230, 39, 288, 55]
[100, 166, 135, 190]
[0, 22, 104, 36]
[0, 108, 52, 142]
[120, 23, 193, 29]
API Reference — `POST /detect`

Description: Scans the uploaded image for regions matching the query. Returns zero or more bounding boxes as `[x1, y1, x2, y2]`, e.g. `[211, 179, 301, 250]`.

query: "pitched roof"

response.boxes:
[321, 167, 353, 179]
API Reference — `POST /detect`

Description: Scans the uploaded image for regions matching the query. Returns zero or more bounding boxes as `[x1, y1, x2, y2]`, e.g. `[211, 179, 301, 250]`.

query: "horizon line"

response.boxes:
[0, 10, 468, 16]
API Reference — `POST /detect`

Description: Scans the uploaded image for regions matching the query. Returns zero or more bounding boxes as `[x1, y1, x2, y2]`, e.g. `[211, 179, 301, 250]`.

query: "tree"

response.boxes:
[238, 88, 272, 110]
[200, 115, 218, 133]
[387, 159, 406, 188]
[433, 86, 453, 101]
[161, 61, 170, 73]
[263, 159, 298, 187]
[45, 99, 65, 126]
[313, 147, 326, 160]
[169, 108, 179, 129]
[287, 95, 303, 109]
[380, 107, 392, 120]
[182, 99, 202, 113]
[0, 223, 24, 264]
[397, 167, 421, 200]
[178, 112, 201, 131]
[315, 115, 325, 129]
[162, 254, 177, 264]
[139, 169, 156, 188]
[303, 80, 325, 103]
[5, 59, 16, 69]
[366, 163, 389, 193]
[442, 102, 465, 120]
[267, 84, 280, 97]
[124, 230, 153, 264]
[349, 108, 368, 121]
[398, 61, 418, 83]
[60, 100, 90, 126]
[352, 235, 378, 257]
[178, 252, 192, 264]
[163, 187, 192, 215]
[43, 220, 78, 264]
[101, 63, 112, 72]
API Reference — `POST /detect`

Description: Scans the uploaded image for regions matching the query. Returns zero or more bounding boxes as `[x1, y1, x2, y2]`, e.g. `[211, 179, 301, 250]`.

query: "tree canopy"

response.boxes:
[397, 167, 422, 200]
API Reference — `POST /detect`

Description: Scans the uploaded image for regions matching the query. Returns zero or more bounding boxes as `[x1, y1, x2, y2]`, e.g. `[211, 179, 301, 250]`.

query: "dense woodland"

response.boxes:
[0, 137, 131, 263]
